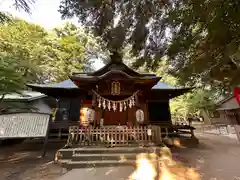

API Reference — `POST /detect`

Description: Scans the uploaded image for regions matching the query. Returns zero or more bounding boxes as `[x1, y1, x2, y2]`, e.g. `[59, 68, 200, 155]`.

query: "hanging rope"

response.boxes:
[92, 90, 139, 112]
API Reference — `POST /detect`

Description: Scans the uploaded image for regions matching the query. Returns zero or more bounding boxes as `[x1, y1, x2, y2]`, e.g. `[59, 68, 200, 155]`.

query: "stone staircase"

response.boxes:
[56, 146, 163, 169]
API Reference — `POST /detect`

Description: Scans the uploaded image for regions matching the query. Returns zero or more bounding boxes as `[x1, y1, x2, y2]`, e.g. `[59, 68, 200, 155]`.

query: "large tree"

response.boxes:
[59, 0, 170, 68]
[58, 0, 240, 94]
[166, 0, 240, 94]
[0, 18, 103, 111]
[156, 60, 216, 120]
[0, 19, 102, 84]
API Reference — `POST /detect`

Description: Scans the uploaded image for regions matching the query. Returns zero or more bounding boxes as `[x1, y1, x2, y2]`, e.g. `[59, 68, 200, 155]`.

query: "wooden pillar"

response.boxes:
[92, 93, 97, 128]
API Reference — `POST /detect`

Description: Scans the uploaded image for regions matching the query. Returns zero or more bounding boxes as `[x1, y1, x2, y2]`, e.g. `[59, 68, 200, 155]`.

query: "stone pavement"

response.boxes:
[57, 166, 135, 180]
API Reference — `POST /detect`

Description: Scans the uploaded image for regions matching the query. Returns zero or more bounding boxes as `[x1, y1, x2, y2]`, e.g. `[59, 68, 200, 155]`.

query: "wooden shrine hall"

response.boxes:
[27, 52, 192, 147]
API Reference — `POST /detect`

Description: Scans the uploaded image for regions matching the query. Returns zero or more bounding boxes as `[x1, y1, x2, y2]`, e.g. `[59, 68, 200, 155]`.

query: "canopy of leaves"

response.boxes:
[59, 0, 240, 95]
[0, 0, 35, 22]
[0, 18, 104, 112]
[166, 0, 240, 95]
[156, 60, 216, 120]
[59, 0, 170, 69]
[0, 56, 25, 95]
[0, 19, 103, 84]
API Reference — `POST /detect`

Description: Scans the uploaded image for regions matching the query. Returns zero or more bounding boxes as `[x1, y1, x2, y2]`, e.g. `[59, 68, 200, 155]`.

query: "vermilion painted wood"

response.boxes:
[234, 88, 240, 105]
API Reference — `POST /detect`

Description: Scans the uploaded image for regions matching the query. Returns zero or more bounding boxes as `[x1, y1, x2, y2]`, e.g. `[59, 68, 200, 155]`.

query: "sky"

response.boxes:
[0, 0, 104, 69]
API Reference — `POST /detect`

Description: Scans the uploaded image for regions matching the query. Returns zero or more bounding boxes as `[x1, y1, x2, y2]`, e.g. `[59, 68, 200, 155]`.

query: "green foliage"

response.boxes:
[0, 0, 35, 23]
[58, 0, 240, 94]
[11, 0, 35, 14]
[59, 0, 170, 68]
[0, 55, 26, 113]
[0, 17, 104, 112]
[0, 12, 11, 23]
[166, 0, 240, 94]
[170, 89, 215, 120]
[0, 18, 103, 83]
[0, 19, 48, 83]
[0, 56, 25, 96]
[156, 60, 216, 120]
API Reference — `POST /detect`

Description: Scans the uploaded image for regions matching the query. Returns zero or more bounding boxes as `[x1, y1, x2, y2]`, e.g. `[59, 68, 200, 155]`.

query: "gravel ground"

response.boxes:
[0, 134, 240, 180]
[0, 140, 65, 180]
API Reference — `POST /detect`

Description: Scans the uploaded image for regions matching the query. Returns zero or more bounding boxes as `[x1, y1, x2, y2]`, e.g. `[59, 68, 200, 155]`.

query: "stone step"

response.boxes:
[57, 146, 163, 160]
[63, 160, 136, 169]
[57, 159, 71, 165]
[57, 149, 74, 159]
[70, 146, 162, 154]
[71, 153, 137, 161]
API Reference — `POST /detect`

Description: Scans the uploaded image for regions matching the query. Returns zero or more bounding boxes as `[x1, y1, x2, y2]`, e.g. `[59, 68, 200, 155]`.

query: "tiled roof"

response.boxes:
[28, 80, 78, 89]
[28, 79, 181, 90]
[3, 91, 46, 101]
[152, 82, 179, 90]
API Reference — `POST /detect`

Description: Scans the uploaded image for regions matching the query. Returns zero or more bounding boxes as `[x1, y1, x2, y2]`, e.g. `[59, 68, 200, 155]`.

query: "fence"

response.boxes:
[193, 124, 236, 135]
[67, 125, 163, 147]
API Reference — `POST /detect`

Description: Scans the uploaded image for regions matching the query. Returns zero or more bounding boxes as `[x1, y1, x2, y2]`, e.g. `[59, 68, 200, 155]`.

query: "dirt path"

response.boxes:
[175, 133, 240, 180]
[0, 134, 240, 180]
[0, 140, 65, 180]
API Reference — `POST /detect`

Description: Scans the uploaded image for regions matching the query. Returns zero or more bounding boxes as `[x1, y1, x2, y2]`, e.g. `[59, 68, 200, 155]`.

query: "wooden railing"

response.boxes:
[67, 125, 163, 147]
[49, 121, 79, 138]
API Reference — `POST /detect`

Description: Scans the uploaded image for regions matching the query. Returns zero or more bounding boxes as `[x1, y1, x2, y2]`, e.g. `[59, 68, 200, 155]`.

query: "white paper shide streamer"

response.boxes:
[93, 90, 138, 112]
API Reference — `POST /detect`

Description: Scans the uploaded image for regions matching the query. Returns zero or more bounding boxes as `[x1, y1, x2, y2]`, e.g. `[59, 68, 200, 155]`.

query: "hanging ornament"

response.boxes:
[119, 102, 123, 112]
[103, 100, 106, 109]
[113, 102, 117, 111]
[92, 90, 139, 112]
[124, 102, 127, 110]
[107, 101, 111, 111]
[129, 99, 132, 108]
[132, 97, 135, 106]
[98, 97, 101, 108]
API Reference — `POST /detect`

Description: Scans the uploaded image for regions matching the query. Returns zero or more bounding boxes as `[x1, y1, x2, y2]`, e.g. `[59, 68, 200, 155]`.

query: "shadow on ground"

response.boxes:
[0, 139, 66, 180]
[0, 134, 239, 180]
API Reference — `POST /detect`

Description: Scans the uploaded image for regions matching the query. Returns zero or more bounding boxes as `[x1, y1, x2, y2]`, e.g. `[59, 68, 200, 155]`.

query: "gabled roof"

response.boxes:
[28, 79, 186, 90]
[3, 91, 46, 102]
[88, 52, 143, 77]
[27, 52, 192, 98]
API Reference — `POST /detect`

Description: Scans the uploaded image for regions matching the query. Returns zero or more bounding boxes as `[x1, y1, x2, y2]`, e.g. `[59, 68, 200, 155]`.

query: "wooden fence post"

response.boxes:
[42, 115, 52, 158]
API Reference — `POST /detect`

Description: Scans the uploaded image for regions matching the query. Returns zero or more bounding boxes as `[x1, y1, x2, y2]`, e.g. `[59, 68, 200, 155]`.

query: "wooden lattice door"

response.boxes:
[103, 110, 127, 125]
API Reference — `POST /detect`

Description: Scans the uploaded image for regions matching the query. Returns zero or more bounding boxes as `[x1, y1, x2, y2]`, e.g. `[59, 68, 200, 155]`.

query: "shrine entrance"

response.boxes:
[103, 110, 127, 125]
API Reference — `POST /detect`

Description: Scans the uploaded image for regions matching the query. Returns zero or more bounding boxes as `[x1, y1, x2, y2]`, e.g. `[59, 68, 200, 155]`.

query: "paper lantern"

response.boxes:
[86, 108, 95, 123]
[80, 107, 95, 126]
[136, 109, 144, 123]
